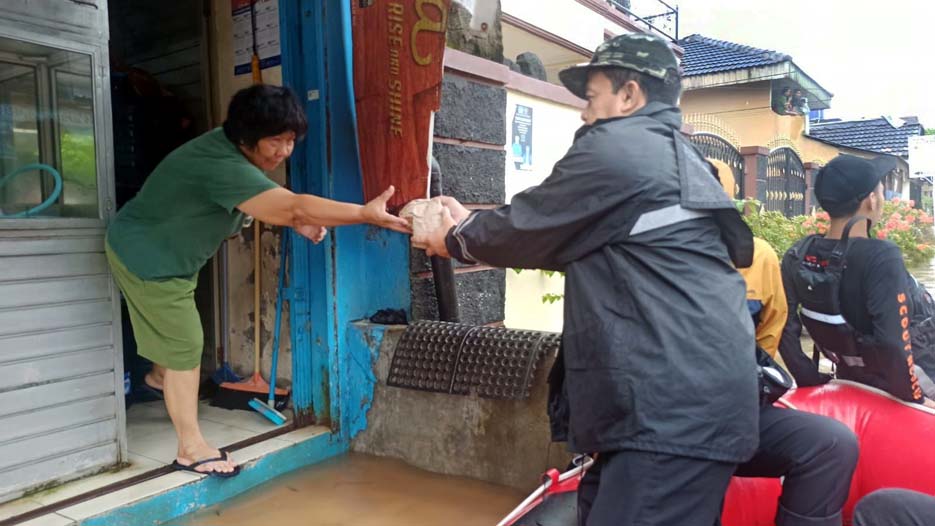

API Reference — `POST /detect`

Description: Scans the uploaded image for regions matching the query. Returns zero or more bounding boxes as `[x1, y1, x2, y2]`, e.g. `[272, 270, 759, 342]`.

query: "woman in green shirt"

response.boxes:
[106, 85, 408, 477]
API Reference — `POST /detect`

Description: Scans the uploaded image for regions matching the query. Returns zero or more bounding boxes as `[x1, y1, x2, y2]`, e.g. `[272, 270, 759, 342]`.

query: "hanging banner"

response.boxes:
[352, 0, 451, 209]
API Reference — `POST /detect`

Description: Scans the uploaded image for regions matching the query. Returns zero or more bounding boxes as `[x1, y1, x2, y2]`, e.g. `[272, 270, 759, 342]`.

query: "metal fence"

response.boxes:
[690, 132, 745, 198]
[609, 0, 679, 41]
[766, 147, 806, 217]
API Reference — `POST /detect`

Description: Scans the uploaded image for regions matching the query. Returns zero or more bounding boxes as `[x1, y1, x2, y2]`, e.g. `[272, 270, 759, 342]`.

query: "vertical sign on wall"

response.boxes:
[232, 0, 282, 75]
[352, 0, 451, 209]
[511, 104, 533, 171]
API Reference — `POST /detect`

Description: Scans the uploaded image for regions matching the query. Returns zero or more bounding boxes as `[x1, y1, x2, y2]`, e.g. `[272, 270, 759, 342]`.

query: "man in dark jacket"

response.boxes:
[414, 33, 759, 526]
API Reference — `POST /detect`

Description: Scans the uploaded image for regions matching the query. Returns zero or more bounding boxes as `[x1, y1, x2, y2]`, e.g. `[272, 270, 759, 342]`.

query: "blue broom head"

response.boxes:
[212, 363, 243, 385]
[248, 398, 287, 426]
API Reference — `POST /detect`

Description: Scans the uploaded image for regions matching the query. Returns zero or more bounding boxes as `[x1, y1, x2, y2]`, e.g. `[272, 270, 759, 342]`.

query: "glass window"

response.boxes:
[0, 36, 98, 218]
[771, 82, 810, 117]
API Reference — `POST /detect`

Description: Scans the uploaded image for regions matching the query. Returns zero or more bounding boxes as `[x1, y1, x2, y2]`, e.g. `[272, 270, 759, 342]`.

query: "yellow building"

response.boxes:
[677, 35, 915, 212]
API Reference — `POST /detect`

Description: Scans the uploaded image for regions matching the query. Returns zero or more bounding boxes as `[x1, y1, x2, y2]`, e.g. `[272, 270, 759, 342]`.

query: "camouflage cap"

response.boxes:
[559, 33, 679, 99]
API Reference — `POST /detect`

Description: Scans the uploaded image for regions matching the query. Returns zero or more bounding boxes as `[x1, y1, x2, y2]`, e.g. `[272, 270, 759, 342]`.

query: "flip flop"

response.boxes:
[171, 454, 241, 478]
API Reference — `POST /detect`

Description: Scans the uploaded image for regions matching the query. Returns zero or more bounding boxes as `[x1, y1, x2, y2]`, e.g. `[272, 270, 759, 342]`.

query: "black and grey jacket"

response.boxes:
[445, 102, 760, 463]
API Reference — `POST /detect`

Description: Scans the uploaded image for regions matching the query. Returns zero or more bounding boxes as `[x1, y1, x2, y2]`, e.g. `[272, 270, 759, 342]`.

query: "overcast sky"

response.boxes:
[675, 0, 935, 127]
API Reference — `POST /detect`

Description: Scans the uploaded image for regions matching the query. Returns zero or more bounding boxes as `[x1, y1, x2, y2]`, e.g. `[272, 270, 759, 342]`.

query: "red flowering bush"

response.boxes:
[869, 198, 935, 265]
[744, 198, 935, 267]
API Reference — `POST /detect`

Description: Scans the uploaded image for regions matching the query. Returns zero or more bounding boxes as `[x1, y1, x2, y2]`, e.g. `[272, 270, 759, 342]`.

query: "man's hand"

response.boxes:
[432, 195, 471, 223]
[413, 206, 456, 257]
[362, 186, 412, 234]
[295, 224, 327, 244]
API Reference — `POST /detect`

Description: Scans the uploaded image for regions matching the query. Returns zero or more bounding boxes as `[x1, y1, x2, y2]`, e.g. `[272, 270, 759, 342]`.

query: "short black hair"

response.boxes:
[223, 85, 308, 148]
[600, 67, 682, 106]
[826, 200, 861, 219]
[824, 182, 883, 219]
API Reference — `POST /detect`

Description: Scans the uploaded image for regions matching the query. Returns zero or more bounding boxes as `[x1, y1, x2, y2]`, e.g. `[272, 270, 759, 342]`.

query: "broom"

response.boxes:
[212, 223, 289, 412]
[211, 1, 288, 415]
[248, 231, 292, 425]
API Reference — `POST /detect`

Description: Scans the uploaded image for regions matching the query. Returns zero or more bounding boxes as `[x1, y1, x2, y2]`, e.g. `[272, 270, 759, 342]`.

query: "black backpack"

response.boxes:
[790, 217, 869, 370]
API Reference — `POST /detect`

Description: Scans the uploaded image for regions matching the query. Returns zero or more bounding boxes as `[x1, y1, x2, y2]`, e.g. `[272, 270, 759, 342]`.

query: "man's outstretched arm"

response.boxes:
[416, 134, 638, 270]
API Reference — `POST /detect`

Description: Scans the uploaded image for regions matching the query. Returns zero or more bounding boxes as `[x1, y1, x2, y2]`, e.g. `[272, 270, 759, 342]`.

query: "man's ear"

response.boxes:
[863, 191, 880, 214]
[622, 80, 640, 102]
[619, 80, 645, 114]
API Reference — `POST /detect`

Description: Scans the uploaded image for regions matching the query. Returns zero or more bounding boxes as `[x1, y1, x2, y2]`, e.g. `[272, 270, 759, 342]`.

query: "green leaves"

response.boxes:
[542, 293, 564, 305]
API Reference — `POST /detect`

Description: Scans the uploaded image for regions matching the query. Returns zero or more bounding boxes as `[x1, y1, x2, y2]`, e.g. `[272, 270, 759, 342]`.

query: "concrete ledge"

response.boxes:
[444, 47, 587, 110]
[22, 427, 341, 526]
[351, 325, 571, 492]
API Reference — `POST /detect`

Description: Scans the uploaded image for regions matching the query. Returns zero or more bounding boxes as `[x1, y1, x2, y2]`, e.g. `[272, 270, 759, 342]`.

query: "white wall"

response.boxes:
[501, 0, 633, 52]
[502, 90, 583, 332]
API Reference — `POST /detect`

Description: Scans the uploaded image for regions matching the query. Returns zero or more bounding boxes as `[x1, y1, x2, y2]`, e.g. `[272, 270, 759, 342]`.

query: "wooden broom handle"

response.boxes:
[251, 0, 263, 376]
[254, 220, 261, 374]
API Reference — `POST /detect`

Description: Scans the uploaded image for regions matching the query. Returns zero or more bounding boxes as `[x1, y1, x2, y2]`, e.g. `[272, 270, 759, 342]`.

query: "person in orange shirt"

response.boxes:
[709, 160, 788, 357]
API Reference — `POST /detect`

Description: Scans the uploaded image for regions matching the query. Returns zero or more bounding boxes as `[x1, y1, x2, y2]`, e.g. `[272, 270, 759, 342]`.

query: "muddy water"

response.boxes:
[911, 260, 935, 290]
[174, 453, 525, 526]
[174, 261, 935, 526]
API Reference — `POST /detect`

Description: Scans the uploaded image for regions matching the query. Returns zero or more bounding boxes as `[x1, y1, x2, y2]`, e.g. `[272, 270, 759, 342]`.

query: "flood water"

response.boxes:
[173, 260, 935, 526]
[173, 453, 525, 526]
[912, 260, 935, 290]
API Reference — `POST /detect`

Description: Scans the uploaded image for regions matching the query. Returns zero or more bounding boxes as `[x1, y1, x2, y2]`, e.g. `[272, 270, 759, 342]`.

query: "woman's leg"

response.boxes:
[105, 244, 235, 474]
[146, 364, 166, 390]
[164, 364, 236, 473]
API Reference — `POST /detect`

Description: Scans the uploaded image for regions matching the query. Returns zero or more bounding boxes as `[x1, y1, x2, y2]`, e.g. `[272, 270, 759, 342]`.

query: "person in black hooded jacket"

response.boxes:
[414, 33, 759, 526]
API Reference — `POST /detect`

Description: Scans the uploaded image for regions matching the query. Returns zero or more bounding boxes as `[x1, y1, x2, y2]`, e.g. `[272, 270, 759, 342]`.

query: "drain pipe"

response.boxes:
[429, 157, 460, 322]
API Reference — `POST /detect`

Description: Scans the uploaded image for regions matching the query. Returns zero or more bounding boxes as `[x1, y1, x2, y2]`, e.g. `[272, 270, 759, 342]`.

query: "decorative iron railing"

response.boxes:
[609, 0, 679, 41]
[691, 133, 745, 199]
[766, 147, 807, 217]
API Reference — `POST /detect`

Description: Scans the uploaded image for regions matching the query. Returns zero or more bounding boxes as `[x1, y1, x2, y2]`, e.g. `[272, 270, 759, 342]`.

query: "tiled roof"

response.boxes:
[676, 34, 790, 77]
[807, 117, 925, 158]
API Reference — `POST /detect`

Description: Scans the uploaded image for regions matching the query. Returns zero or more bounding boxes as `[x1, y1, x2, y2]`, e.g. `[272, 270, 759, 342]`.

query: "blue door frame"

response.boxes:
[279, 0, 412, 439]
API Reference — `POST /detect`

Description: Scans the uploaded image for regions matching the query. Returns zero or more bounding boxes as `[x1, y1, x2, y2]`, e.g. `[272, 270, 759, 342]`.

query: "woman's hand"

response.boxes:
[362, 186, 411, 234]
[238, 186, 410, 233]
[295, 224, 327, 244]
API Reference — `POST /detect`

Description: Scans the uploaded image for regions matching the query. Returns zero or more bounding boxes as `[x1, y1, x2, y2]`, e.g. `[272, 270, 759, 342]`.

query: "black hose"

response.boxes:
[429, 157, 460, 322]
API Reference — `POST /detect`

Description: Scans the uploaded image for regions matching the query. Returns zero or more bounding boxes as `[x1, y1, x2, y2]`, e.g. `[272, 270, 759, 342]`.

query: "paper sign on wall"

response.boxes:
[232, 0, 281, 75]
[511, 104, 533, 171]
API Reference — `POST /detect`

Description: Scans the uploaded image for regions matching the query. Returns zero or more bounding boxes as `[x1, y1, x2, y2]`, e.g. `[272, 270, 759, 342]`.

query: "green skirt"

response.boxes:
[105, 240, 204, 371]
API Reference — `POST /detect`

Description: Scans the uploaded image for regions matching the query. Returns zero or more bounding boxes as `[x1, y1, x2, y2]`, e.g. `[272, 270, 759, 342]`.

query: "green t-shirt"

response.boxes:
[107, 128, 279, 280]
